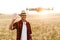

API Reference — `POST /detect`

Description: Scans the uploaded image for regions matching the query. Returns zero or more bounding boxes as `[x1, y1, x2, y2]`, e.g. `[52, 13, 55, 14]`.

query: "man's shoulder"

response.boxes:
[16, 20, 30, 23]
[26, 21, 30, 24]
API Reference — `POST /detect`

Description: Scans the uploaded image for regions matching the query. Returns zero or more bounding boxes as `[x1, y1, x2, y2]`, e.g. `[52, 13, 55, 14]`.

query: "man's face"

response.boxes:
[20, 15, 26, 20]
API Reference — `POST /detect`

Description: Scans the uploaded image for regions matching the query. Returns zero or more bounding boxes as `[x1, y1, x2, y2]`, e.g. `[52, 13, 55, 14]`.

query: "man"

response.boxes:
[9, 11, 32, 40]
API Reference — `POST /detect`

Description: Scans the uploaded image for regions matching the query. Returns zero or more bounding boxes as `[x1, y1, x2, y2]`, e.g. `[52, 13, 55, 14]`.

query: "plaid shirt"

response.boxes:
[12, 20, 32, 40]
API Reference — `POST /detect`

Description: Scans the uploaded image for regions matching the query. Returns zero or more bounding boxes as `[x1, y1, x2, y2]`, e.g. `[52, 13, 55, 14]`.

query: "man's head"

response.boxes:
[19, 12, 26, 20]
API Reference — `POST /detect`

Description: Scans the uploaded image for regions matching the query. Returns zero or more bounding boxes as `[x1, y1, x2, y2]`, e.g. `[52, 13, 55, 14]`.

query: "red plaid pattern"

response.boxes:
[12, 20, 32, 40]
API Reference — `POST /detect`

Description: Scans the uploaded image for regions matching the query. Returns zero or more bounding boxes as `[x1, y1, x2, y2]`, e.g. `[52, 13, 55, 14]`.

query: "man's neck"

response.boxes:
[21, 19, 26, 22]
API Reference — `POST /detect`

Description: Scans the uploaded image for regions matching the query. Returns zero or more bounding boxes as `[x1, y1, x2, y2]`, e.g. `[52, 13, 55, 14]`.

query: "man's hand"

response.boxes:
[12, 13, 17, 20]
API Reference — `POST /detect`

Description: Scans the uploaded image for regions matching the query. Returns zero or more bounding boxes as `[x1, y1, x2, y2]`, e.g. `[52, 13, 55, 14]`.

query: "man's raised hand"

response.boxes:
[12, 13, 17, 21]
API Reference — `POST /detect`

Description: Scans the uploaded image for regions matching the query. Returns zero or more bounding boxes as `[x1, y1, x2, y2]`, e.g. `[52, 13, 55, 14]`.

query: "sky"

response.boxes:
[0, 0, 60, 14]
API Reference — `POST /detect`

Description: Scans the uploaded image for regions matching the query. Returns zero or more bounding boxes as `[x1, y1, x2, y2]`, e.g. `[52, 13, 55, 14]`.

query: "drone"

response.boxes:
[26, 7, 53, 12]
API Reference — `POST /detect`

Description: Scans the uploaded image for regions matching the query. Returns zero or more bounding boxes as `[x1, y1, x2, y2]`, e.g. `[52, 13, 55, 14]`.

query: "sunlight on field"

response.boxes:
[0, 13, 60, 40]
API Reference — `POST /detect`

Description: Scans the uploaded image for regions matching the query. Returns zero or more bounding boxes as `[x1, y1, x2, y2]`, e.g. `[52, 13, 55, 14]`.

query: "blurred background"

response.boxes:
[0, 0, 60, 40]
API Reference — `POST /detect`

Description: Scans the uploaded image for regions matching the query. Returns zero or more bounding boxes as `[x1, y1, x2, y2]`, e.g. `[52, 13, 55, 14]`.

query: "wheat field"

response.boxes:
[0, 13, 60, 40]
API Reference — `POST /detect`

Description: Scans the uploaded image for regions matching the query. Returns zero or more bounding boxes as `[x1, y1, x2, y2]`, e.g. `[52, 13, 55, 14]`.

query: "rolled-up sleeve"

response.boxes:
[13, 22, 17, 30]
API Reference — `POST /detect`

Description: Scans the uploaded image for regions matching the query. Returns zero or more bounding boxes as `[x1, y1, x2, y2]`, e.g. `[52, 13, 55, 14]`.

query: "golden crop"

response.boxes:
[0, 14, 60, 40]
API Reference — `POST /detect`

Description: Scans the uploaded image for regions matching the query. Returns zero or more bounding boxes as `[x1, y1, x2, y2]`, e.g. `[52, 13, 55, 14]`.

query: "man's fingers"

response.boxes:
[12, 13, 17, 20]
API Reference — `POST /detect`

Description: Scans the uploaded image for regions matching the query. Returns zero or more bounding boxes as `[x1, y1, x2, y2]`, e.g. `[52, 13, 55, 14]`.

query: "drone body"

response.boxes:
[26, 7, 53, 12]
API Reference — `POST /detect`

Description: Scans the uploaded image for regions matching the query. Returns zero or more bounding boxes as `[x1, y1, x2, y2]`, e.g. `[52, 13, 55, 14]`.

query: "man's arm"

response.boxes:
[28, 22, 32, 35]
[9, 13, 17, 30]
[28, 22, 32, 40]
[9, 19, 16, 30]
